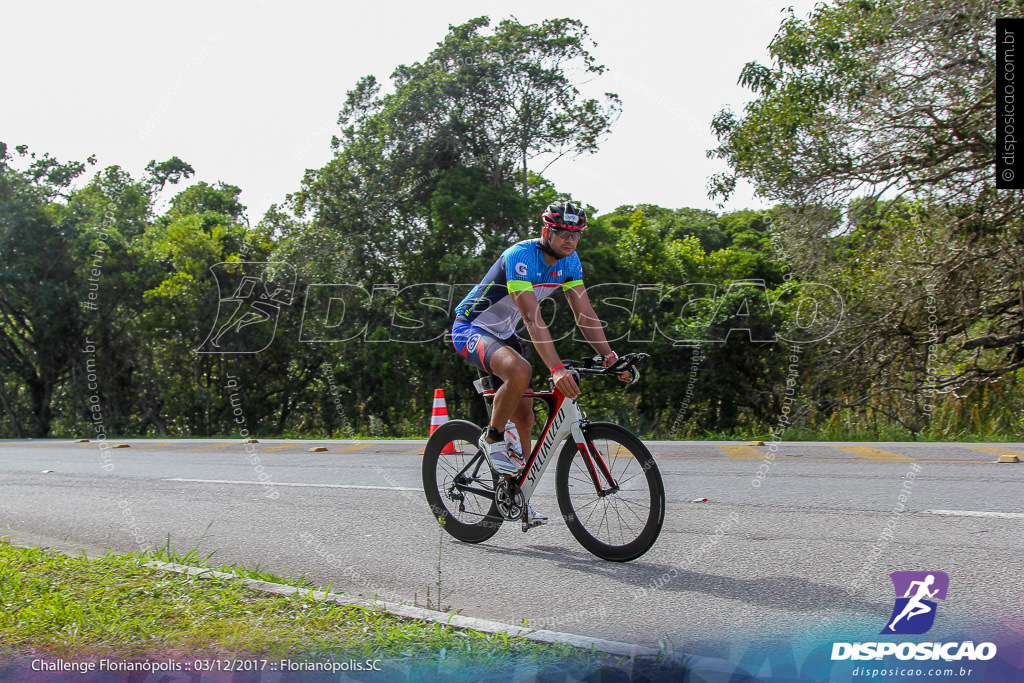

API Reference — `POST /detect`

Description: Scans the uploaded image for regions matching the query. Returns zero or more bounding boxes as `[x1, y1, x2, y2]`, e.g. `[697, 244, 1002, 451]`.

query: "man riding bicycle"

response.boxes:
[451, 201, 634, 523]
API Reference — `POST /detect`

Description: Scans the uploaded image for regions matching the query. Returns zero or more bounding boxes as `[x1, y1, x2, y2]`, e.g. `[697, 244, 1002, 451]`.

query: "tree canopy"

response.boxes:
[709, 0, 1023, 433]
[2, 9, 1020, 442]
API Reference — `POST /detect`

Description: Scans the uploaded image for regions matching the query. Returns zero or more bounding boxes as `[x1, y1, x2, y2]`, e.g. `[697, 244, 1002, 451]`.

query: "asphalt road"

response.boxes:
[1, 437, 1021, 661]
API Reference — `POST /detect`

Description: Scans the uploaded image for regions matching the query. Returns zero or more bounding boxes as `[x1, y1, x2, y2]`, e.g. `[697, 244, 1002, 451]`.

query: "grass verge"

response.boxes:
[0, 540, 680, 679]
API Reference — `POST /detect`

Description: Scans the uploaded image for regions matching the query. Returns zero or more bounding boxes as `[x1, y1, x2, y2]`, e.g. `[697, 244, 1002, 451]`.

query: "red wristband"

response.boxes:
[550, 364, 565, 374]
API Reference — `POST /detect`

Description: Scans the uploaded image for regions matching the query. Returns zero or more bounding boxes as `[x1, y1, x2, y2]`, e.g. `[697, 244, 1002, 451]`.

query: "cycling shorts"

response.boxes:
[452, 319, 526, 375]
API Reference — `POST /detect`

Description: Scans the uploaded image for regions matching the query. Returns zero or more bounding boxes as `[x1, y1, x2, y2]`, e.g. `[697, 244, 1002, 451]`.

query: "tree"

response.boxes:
[302, 15, 620, 240]
[708, 0, 1024, 434]
[280, 17, 623, 434]
[64, 164, 154, 436]
[709, 0, 1002, 208]
[0, 144, 94, 436]
[593, 204, 805, 435]
[145, 157, 194, 193]
[418, 16, 621, 205]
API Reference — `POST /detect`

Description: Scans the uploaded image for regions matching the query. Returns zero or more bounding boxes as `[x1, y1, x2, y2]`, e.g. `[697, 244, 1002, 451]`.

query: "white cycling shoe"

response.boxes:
[523, 505, 548, 531]
[478, 433, 522, 476]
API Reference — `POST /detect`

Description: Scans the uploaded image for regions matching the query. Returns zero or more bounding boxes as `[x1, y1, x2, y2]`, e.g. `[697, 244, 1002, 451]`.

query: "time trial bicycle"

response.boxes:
[422, 353, 664, 562]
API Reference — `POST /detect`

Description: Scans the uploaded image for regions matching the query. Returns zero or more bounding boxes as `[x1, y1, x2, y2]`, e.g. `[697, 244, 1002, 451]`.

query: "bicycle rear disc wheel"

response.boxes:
[555, 422, 665, 562]
[422, 420, 503, 543]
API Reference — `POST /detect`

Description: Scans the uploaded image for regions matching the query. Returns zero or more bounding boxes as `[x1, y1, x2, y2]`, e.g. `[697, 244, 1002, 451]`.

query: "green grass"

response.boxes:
[0, 539, 625, 677]
[661, 397, 1024, 443]
[143, 535, 322, 589]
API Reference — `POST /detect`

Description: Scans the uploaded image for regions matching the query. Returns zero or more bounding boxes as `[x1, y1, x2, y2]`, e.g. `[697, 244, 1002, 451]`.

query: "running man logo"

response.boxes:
[196, 262, 296, 354]
[881, 571, 949, 635]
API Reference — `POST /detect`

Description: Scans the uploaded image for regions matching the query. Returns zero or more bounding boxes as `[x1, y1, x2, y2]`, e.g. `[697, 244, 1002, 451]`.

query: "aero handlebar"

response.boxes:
[560, 353, 649, 379]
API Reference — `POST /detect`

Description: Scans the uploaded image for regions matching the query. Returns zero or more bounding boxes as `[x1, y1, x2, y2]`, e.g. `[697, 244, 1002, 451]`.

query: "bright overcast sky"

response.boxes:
[1, 0, 821, 222]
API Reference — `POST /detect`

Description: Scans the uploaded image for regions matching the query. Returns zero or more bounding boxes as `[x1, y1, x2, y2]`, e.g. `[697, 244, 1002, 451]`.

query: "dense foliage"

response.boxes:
[709, 0, 1023, 438]
[1, 8, 1020, 440]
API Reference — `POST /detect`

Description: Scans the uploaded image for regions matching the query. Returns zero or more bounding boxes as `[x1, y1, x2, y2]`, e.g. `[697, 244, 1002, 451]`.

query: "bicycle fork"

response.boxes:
[570, 422, 619, 496]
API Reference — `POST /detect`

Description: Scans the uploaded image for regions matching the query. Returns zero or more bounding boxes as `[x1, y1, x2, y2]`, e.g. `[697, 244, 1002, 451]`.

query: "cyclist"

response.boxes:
[451, 201, 634, 522]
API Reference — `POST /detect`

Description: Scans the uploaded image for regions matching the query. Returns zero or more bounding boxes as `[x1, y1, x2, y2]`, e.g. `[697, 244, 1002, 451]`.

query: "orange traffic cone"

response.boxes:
[427, 388, 460, 454]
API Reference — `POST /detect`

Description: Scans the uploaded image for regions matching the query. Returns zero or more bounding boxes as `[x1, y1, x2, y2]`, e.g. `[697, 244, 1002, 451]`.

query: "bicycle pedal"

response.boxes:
[521, 517, 547, 532]
[521, 506, 548, 532]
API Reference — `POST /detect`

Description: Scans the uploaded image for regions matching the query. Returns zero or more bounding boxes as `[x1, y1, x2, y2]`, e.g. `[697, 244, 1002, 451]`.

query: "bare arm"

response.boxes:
[565, 285, 635, 382]
[509, 288, 580, 399]
[564, 284, 614, 357]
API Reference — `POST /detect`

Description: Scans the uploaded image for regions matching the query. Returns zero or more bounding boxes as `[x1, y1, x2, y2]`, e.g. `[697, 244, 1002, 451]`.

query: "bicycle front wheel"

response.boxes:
[422, 420, 503, 543]
[555, 422, 665, 562]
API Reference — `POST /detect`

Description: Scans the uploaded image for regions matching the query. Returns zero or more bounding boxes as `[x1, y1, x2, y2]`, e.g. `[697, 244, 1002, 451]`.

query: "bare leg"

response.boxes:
[511, 395, 535, 458]
[487, 346, 531, 441]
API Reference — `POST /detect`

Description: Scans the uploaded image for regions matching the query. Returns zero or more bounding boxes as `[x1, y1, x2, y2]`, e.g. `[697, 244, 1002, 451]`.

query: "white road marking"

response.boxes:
[922, 509, 1024, 519]
[166, 477, 422, 492]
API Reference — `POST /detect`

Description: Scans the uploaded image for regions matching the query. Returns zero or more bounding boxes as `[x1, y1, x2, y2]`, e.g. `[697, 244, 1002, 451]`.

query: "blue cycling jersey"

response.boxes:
[454, 239, 584, 339]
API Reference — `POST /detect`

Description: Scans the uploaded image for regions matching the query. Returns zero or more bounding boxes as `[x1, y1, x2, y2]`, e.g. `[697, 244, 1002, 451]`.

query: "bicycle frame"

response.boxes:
[479, 386, 618, 503]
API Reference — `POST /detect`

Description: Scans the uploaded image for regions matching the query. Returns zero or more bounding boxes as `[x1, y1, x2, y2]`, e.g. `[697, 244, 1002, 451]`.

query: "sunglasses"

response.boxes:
[550, 228, 583, 240]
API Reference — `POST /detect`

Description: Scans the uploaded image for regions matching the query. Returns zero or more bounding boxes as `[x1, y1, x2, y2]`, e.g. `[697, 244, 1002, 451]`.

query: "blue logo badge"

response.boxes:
[881, 571, 949, 635]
